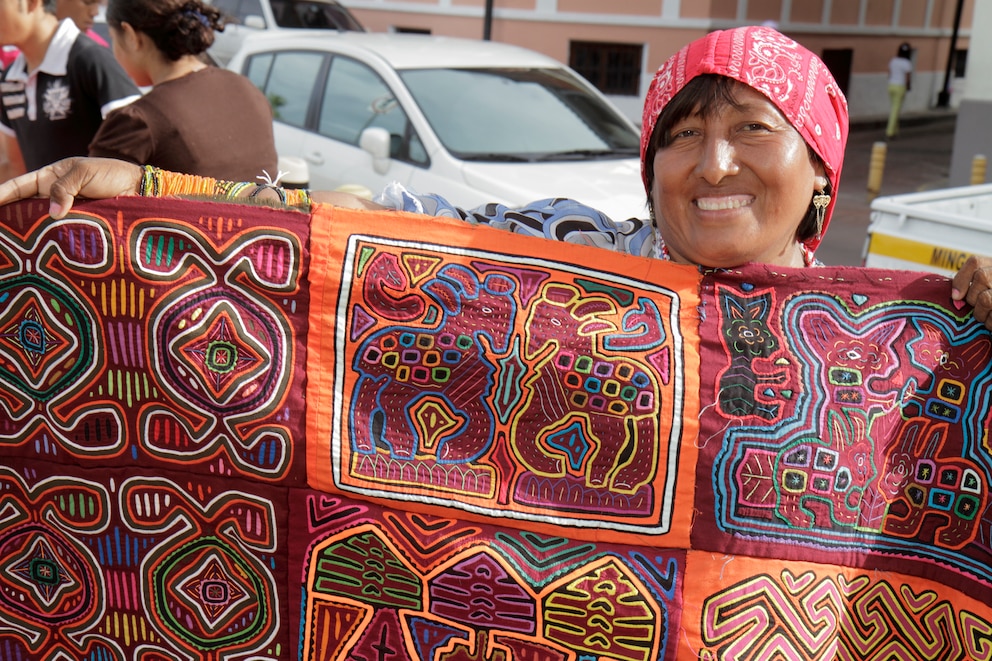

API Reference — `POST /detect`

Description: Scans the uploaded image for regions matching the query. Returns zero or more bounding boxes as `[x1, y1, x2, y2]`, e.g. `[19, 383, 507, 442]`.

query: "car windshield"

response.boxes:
[399, 68, 640, 161]
[269, 0, 365, 30]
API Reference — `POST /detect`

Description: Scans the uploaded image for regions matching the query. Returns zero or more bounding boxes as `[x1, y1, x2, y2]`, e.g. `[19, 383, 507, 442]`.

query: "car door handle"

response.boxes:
[304, 151, 325, 166]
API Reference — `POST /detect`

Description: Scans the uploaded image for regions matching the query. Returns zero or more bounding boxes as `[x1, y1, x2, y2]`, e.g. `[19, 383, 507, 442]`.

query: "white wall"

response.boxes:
[845, 71, 961, 119]
[950, 0, 992, 185]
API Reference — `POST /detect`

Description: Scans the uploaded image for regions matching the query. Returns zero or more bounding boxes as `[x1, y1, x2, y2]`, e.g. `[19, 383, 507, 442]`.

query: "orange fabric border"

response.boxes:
[306, 203, 702, 547]
[679, 550, 992, 658]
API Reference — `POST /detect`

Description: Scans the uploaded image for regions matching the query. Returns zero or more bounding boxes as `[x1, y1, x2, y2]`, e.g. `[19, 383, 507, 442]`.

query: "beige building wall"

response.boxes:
[343, 0, 974, 123]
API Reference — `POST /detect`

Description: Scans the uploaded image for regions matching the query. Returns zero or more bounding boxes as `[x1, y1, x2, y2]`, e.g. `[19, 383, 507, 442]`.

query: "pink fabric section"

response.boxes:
[640, 26, 849, 250]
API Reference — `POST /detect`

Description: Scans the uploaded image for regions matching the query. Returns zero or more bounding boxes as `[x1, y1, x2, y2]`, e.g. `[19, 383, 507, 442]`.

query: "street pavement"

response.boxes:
[816, 110, 958, 266]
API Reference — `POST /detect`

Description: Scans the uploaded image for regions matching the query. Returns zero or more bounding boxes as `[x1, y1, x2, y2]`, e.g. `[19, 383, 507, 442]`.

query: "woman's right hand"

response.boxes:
[0, 157, 143, 219]
[952, 255, 992, 331]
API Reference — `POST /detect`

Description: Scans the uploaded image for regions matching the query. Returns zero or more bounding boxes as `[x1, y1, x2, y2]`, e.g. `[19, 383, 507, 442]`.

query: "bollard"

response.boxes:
[971, 154, 987, 186]
[867, 141, 887, 201]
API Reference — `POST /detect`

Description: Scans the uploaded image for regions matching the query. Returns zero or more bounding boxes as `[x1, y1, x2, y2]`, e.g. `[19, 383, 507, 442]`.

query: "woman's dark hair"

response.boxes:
[897, 42, 912, 59]
[106, 0, 225, 60]
[643, 74, 828, 243]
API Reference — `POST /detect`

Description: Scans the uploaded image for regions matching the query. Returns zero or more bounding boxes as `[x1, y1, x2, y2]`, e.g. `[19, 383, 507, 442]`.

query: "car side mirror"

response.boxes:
[360, 127, 392, 174]
[243, 14, 266, 29]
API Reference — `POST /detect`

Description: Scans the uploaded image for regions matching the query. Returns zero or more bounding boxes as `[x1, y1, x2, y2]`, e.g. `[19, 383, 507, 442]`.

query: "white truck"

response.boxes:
[864, 183, 992, 276]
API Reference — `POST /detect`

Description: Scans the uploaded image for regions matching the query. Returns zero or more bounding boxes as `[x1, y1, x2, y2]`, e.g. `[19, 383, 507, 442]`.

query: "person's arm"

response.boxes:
[311, 190, 386, 210]
[0, 157, 141, 217]
[374, 182, 657, 257]
[1, 134, 26, 180]
[0, 157, 372, 218]
[88, 104, 153, 164]
[952, 256, 992, 331]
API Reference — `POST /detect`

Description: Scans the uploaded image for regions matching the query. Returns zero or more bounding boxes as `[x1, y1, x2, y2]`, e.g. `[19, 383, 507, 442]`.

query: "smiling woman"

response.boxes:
[647, 77, 828, 268]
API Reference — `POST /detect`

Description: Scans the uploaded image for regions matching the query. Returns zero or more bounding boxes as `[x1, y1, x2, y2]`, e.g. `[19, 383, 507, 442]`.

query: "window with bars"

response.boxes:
[569, 41, 642, 96]
[954, 49, 968, 78]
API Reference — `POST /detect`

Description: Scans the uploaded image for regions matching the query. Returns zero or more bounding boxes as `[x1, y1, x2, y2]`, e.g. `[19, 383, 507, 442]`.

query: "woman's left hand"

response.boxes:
[952, 256, 992, 330]
[0, 157, 143, 219]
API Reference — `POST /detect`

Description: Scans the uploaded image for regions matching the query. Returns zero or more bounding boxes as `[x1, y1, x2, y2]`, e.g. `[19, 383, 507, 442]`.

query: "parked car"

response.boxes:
[864, 184, 992, 275]
[205, 0, 365, 66]
[227, 31, 647, 222]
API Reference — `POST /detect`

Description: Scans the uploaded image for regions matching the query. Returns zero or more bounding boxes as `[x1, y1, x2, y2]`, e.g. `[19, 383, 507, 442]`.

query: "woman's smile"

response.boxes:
[694, 195, 754, 211]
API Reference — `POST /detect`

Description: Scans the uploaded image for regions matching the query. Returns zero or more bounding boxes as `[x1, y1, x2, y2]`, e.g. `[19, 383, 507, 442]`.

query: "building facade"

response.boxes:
[950, 0, 990, 185]
[343, 0, 975, 124]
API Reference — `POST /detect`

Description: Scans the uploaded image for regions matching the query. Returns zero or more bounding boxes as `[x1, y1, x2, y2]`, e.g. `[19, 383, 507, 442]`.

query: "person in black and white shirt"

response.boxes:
[0, 0, 139, 175]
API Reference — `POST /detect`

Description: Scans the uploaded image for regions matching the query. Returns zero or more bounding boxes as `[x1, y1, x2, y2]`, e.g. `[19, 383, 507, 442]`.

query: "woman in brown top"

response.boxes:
[88, 0, 279, 182]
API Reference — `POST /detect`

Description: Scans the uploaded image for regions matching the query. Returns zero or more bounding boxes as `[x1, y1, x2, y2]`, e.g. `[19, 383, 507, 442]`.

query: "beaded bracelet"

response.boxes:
[137, 165, 312, 210]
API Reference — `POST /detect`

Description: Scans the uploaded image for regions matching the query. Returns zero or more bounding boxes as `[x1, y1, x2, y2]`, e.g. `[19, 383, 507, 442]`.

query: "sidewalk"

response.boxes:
[847, 107, 958, 133]
[815, 108, 958, 266]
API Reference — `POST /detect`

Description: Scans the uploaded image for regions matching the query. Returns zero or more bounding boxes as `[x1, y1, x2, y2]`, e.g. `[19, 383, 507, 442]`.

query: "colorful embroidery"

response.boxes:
[698, 276, 992, 600]
[0, 198, 989, 660]
[316, 231, 697, 535]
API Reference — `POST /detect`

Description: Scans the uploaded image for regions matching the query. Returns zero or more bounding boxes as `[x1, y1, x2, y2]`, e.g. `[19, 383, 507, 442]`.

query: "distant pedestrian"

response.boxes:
[886, 42, 913, 140]
[88, 0, 279, 182]
[57, 0, 109, 45]
[0, 0, 141, 176]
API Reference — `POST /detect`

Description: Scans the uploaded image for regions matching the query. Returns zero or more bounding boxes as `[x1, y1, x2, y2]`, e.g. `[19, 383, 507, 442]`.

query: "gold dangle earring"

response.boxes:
[812, 190, 831, 238]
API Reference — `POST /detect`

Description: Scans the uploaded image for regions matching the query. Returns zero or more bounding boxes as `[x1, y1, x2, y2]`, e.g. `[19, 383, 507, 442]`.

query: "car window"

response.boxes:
[317, 56, 427, 165]
[269, 0, 364, 30]
[241, 0, 265, 24]
[245, 51, 325, 128]
[400, 68, 639, 160]
[216, 0, 265, 24]
[212, 0, 240, 20]
[268, 0, 303, 27]
[320, 3, 364, 31]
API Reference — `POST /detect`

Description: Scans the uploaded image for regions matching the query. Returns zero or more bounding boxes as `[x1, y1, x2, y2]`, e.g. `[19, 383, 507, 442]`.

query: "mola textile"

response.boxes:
[0, 197, 989, 660]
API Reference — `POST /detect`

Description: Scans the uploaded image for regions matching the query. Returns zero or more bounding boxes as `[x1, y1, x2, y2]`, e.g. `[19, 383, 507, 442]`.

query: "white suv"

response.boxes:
[206, 0, 364, 66]
[227, 31, 647, 222]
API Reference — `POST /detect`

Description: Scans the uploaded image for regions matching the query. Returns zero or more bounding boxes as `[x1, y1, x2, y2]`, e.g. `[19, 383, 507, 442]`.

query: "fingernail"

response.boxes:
[49, 201, 63, 218]
[951, 288, 961, 299]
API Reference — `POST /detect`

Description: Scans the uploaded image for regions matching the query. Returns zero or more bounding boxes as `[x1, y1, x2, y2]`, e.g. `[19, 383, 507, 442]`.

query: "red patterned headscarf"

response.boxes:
[640, 26, 849, 250]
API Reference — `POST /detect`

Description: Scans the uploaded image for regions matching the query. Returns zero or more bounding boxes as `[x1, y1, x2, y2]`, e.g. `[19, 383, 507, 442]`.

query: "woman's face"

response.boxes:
[650, 84, 826, 268]
[109, 24, 152, 87]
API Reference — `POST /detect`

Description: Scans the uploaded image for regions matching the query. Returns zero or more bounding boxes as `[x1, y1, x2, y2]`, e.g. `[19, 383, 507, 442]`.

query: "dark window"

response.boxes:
[820, 48, 853, 96]
[269, 0, 364, 30]
[569, 41, 642, 96]
[954, 48, 968, 78]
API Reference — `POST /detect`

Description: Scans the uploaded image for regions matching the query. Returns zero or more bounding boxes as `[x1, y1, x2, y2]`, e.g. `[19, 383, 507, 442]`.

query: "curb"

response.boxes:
[849, 109, 957, 132]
